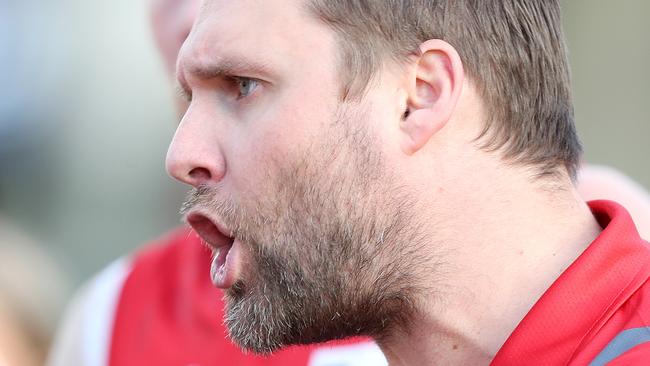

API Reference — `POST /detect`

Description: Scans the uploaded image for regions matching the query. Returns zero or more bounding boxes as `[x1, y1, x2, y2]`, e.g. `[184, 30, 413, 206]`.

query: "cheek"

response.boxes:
[222, 69, 341, 203]
[225, 106, 315, 199]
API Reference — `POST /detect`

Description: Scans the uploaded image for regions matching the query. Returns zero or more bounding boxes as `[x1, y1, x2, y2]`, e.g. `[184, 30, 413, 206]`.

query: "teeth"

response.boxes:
[210, 248, 224, 284]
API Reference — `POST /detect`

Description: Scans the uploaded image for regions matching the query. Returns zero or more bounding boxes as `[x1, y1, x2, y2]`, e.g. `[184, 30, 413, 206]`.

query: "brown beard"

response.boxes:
[181, 104, 430, 354]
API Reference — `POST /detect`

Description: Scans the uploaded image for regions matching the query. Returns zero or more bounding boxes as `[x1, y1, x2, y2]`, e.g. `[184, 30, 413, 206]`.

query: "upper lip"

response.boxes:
[185, 210, 234, 249]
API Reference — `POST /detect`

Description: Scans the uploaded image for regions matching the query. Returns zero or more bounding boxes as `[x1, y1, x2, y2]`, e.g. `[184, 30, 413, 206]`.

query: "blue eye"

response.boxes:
[234, 77, 258, 99]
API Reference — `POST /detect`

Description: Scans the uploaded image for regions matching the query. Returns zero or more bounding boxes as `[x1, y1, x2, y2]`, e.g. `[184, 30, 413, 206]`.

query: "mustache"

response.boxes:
[179, 185, 249, 241]
[179, 185, 214, 217]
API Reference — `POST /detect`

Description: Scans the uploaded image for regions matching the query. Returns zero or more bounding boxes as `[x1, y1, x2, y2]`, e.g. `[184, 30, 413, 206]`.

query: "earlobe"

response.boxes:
[400, 39, 464, 155]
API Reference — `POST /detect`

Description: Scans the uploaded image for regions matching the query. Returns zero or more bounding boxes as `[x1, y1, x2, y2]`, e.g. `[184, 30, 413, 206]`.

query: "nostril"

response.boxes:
[188, 167, 212, 184]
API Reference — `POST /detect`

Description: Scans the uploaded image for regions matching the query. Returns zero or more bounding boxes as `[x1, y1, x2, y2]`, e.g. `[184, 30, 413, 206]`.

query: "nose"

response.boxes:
[166, 110, 226, 187]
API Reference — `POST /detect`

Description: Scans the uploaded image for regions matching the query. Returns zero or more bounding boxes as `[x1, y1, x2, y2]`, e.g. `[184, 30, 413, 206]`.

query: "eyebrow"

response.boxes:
[176, 57, 273, 101]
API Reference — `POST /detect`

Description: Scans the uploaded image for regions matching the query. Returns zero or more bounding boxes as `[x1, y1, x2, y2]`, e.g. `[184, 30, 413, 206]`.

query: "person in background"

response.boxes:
[47, 0, 650, 365]
[0, 219, 69, 366]
[579, 165, 650, 239]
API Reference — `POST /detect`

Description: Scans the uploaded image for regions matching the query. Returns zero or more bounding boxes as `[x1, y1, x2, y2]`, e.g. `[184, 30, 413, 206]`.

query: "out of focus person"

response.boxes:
[0, 218, 69, 366]
[48, 0, 650, 365]
[579, 165, 650, 239]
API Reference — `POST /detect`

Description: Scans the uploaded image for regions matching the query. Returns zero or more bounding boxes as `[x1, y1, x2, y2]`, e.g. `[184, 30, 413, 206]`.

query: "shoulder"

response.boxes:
[46, 227, 197, 366]
[45, 257, 131, 366]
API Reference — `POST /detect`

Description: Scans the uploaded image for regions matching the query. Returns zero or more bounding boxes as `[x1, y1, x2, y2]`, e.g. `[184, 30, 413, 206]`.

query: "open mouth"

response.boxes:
[186, 212, 234, 250]
[186, 212, 239, 288]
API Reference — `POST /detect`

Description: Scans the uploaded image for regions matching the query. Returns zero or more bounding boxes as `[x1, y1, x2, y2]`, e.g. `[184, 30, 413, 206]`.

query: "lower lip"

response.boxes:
[210, 238, 241, 289]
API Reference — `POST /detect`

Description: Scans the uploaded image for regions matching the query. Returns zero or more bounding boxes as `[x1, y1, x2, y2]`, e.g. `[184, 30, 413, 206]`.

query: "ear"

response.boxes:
[400, 39, 464, 155]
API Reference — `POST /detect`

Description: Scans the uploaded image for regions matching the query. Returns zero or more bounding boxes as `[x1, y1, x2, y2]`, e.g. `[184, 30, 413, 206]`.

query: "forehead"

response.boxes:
[178, 0, 333, 77]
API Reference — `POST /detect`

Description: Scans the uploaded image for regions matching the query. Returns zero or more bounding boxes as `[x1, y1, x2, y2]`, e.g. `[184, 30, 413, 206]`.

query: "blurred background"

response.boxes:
[0, 0, 648, 364]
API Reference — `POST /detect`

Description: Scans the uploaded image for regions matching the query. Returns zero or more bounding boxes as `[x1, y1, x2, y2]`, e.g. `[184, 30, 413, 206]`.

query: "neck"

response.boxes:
[379, 157, 602, 365]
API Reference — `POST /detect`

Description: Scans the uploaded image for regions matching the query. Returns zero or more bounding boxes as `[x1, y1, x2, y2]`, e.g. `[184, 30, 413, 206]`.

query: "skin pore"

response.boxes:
[164, 1, 622, 365]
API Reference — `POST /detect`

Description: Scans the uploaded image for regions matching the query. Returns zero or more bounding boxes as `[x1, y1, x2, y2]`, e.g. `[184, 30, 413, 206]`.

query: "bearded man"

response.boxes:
[166, 0, 650, 364]
[49, 1, 650, 365]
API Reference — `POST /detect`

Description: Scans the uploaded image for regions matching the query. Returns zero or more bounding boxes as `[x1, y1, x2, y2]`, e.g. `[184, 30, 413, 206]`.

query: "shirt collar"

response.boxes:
[491, 200, 650, 365]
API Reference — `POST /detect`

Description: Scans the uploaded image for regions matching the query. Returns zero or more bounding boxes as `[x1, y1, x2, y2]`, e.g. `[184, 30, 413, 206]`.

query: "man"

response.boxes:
[47, 1, 383, 365]
[48, 1, 650, 365]
[166, 0, 650, 364]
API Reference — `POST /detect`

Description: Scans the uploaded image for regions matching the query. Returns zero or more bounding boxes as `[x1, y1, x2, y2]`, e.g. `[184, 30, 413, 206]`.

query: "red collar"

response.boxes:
[491, 200, 650, 365]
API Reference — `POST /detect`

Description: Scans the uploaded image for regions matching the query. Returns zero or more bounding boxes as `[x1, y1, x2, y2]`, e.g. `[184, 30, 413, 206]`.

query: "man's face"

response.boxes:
[168, 0, 427, 353]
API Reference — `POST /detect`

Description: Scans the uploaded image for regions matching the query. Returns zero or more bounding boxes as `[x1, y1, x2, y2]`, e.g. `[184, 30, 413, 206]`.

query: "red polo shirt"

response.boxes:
[492, 200, 650, 365]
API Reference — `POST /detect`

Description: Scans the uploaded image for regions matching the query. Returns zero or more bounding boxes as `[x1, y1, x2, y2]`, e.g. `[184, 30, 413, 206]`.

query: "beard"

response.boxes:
[181, 104, 430, 354]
